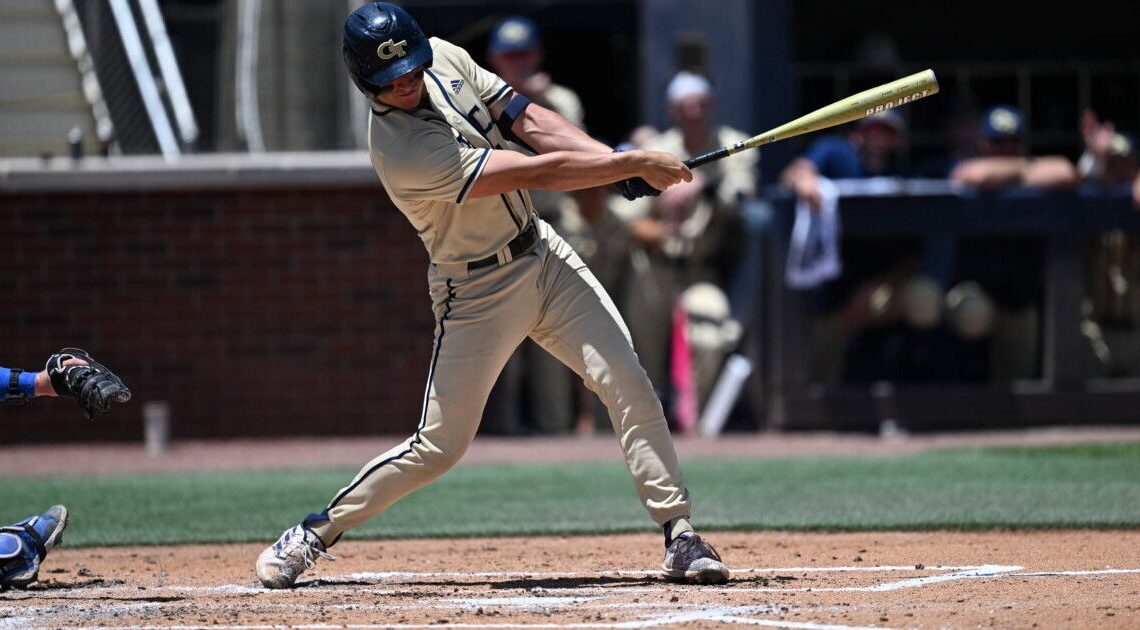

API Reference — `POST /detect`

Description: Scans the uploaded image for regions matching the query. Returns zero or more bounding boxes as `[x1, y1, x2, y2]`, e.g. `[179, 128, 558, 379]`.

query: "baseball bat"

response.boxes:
[683, 69, 939, 169]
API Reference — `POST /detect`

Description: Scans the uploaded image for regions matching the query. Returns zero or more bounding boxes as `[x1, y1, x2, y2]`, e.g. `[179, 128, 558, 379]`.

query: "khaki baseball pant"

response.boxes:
[308, 220, 691, 545]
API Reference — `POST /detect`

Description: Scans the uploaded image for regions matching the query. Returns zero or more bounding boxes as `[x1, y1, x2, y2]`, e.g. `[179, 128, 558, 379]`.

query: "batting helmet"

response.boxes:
[343, 2, 433, 98]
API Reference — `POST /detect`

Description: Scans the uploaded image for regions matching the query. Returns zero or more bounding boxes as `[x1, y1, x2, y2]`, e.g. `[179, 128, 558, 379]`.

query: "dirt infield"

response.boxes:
[4, 530, 1138, 629]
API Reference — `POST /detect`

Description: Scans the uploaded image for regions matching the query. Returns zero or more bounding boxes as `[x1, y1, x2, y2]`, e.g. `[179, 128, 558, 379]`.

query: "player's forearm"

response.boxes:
[1021, 156, 1079, 189]
[478, 151, 639, 196]
[517, 151, 642, 190]
[511, 103, 610, 155]
[951, 157, 1027, 188]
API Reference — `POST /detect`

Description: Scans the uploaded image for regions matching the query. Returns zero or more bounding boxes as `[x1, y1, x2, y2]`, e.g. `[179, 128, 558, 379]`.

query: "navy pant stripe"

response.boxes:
[325, 279, 454, 511]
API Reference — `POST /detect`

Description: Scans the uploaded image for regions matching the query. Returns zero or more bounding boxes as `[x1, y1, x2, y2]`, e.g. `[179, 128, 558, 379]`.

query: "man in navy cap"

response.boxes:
[487, 15, 584, 129]
[949, 105, 1079, 380]
[779, 111, 917, 383]
[950, 105, 1078, 189]
[482, 15, 590, 435]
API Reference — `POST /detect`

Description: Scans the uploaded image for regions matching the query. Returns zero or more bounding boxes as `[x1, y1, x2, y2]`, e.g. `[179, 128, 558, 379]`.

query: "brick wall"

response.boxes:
[2, 183, 436, 443]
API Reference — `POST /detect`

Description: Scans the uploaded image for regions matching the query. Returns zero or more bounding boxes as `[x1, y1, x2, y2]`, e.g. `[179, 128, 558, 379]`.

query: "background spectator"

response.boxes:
[1078, 109, 1140, 375]
[613, 71, 756, 424]
[779, 112, 941, 384]
[481, 16, 590, 435]
[950, 105, 1079, 190]
[949, 105, 1080, 380]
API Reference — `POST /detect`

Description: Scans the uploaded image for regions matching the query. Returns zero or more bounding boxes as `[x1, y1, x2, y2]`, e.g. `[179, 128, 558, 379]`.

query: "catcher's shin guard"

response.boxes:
[0, 505, 69, 589]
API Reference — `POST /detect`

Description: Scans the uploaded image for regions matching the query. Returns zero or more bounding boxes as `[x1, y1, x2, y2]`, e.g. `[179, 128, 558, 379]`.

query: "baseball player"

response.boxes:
[1, 349, 131, 589]
[255, 2, 730, 588]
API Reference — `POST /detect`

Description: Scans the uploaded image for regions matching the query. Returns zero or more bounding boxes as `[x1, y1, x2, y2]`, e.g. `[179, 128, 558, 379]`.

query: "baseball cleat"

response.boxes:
[255, 524, 334, 589]
[661, 532, 730, 585]
[0, 504, 69, 589]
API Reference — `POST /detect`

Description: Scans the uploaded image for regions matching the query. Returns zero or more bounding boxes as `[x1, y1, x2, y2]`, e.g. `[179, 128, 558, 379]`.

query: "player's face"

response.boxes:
[375, 66, 427, 110]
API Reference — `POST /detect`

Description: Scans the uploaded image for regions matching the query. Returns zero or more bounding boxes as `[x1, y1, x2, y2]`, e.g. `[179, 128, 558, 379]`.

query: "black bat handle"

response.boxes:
[683, 147, 731, 169]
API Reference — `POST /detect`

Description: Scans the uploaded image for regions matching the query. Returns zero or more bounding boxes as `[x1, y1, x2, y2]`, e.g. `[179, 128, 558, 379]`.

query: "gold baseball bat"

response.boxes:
[684, 69, 939, 169]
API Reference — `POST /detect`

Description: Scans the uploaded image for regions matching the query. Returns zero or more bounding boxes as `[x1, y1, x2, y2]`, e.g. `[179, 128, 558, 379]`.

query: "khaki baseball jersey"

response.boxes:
[368, 37, 535, 264]
[615, 125, 758, 221]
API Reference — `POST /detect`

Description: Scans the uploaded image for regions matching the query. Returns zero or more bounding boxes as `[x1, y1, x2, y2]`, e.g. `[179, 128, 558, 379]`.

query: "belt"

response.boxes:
[467, 222, 538, 271]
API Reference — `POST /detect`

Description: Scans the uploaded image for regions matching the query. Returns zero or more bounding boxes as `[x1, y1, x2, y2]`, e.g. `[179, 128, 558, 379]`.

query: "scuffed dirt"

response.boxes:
[2, 530, 1138, 628]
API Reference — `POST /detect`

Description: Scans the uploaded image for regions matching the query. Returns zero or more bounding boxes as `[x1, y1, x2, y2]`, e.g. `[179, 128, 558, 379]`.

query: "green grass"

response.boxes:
[0, 443, 1137, 547]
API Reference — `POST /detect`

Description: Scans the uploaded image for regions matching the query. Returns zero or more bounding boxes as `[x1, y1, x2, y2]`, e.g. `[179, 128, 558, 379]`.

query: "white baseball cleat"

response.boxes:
[661, 532, 730, 585]
[255, 524, 333, 589]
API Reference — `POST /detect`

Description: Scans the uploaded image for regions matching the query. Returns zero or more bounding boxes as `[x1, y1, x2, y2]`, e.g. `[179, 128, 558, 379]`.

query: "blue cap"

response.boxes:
[982, 105, 1024, 139]
[488, 16, 540, 54]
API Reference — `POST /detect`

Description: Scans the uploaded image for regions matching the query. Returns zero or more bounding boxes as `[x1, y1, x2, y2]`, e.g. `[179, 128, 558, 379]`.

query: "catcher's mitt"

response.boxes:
[44, 348, 132, 421]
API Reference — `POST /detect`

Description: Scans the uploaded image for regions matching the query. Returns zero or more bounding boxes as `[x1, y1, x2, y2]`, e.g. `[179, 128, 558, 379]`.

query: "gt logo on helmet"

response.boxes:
[377, 39, 408, 60]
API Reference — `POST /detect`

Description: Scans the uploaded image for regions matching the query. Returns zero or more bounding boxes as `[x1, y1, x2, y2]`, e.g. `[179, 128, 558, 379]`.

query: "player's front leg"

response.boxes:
[256, 266, 539, 588]
[530, 224, 729, 584]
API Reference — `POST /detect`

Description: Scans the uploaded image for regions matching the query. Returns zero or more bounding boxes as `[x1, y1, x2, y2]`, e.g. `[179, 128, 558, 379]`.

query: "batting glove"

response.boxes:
[612, 145, 662, 201]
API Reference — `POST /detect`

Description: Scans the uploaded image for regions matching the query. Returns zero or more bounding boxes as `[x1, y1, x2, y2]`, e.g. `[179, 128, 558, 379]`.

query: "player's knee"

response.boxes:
[413, 438, 469, 474]
[590, 360, 658, 409]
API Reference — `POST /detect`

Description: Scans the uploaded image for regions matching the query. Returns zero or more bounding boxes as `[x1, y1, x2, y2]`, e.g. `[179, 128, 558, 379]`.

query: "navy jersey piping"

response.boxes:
[457, 148, 491, 203]
[426, 67, 527, 231]
[426, 69, 492, 144]
[485, 83, 510, 106]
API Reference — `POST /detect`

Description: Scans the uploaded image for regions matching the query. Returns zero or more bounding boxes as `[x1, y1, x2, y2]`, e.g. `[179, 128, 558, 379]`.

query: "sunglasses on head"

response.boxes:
[377, 67, 425, 94]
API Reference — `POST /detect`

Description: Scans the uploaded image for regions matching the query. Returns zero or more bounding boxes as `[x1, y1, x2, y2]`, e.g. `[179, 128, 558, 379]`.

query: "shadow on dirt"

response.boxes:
[377, 575, 664, 590]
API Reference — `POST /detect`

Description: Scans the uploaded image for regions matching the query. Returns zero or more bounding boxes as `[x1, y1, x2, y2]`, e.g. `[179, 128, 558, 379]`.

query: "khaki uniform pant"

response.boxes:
[309, 220, 691, 545]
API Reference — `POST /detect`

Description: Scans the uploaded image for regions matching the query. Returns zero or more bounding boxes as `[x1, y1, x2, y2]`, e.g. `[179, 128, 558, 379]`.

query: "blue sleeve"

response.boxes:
[803, 136, 862, 179]
[1, 366, 38, 398]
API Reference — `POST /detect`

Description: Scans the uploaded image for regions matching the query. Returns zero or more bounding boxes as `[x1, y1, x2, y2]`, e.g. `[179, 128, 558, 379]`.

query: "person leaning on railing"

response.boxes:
[949, 105, 1079, 190]
[947, 106, 1079, 380]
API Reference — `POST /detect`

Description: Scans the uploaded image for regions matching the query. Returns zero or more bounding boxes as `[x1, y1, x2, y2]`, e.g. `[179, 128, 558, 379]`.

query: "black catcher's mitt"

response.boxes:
[44, 348, 132, 421]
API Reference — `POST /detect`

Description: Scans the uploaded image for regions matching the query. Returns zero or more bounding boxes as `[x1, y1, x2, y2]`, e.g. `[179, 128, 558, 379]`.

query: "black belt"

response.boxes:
[467, 222, 538, 271]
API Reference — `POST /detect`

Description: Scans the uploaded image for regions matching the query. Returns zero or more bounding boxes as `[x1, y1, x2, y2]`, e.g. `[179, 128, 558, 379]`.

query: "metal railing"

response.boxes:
[55, 0, 114, 153]
[757, 182, 1140, 430]
[795, 60, 1140, 163]
[70, 0, 196, 158]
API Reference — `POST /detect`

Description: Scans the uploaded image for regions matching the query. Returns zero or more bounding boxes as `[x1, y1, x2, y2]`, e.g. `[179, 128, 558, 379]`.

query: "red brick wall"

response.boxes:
[3, 186, 436, 443]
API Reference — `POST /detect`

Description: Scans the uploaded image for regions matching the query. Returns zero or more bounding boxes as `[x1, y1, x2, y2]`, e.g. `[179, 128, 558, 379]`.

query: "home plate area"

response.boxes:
[2, 531, 1138, 628]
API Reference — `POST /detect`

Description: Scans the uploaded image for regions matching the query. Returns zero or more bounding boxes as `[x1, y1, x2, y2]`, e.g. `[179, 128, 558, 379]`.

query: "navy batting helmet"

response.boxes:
[343, 2, 433, 98]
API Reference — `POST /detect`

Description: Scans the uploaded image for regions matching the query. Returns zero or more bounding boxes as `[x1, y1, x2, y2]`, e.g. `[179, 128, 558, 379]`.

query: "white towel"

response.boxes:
[785, 177, 842, 289]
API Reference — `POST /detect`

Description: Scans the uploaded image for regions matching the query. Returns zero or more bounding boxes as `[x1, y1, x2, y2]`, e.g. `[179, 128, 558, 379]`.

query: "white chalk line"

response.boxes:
[1014, 568, 1140, 576]
[6, 564, 1140, 630]
[38, 623, 886, 630]
[6, 564, 1139, 602]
